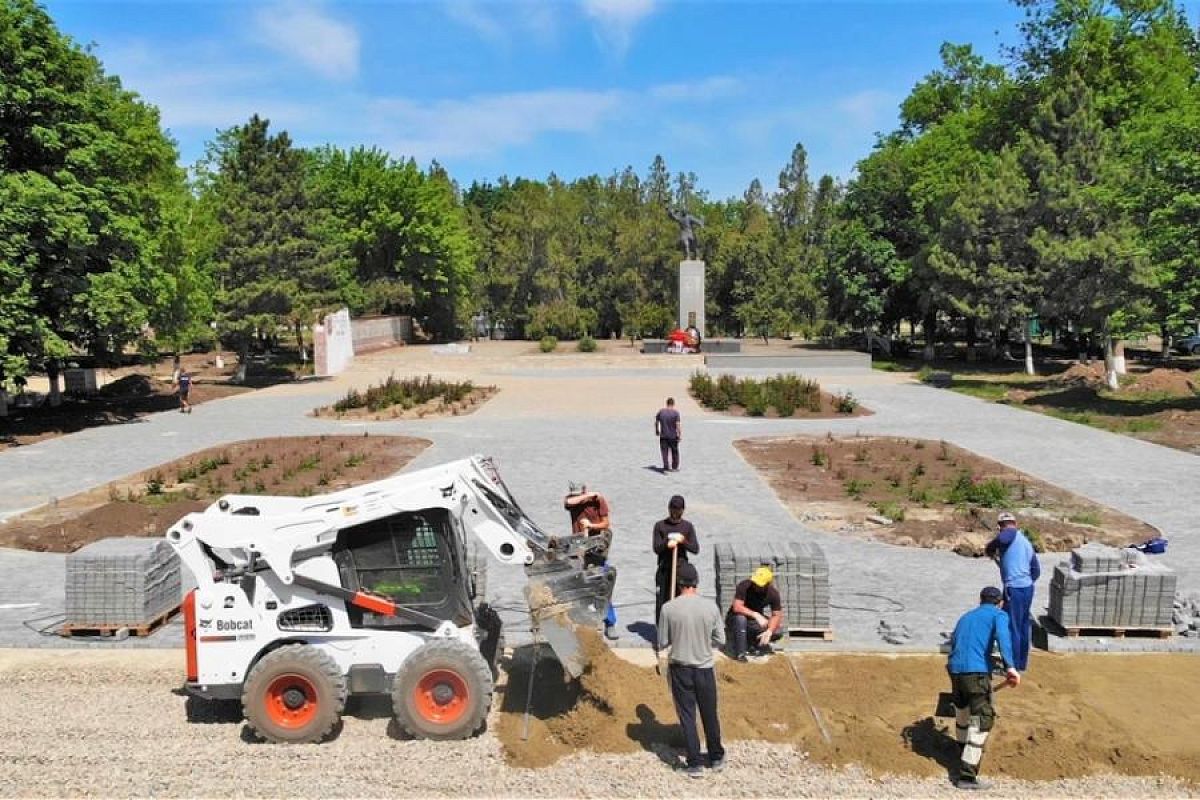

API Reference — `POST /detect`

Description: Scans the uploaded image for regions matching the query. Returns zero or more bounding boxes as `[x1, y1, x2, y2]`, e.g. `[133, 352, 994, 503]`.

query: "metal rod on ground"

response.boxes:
[522, 636, 541, 741]
[786, 655, 832, 745]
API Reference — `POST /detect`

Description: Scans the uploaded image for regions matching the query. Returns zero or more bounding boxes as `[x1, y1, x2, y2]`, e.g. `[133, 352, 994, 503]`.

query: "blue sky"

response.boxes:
[45, 0, 1027, 199]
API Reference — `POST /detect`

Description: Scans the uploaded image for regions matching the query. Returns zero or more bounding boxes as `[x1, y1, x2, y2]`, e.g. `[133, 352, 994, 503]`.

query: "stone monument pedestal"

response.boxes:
[679, 259, 705, 336]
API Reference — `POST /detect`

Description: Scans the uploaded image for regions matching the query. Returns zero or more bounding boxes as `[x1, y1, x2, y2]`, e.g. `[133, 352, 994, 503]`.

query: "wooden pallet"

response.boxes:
[1061, 624, 1172, 639]
[59, 603, 181, 638]
[785, 627, 834, 641]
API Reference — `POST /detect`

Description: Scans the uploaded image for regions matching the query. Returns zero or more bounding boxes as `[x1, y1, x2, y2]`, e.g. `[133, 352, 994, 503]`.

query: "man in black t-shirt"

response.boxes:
[654, 397, 682, 471]
[726, 566, 784, 660]
[652, 494, 698, 626]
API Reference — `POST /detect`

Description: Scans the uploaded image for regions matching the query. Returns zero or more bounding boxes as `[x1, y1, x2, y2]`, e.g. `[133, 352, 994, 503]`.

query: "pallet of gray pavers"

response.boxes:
[714, 541, 832, 640]
[1049, 543, 1175, 638]
[62, 536, 183, 637]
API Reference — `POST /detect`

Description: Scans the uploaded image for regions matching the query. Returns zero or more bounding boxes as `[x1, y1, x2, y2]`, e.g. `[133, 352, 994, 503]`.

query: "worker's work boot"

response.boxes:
[604, 624, 619, 641]
[954, 777, 990, 791]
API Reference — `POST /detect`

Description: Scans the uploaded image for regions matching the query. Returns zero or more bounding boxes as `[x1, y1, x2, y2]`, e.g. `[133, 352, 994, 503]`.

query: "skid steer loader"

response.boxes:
[166, 455, 614, 743]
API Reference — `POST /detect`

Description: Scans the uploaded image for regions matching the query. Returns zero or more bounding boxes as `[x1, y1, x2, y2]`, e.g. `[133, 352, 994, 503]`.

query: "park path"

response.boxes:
[0, 344, 1194, 652]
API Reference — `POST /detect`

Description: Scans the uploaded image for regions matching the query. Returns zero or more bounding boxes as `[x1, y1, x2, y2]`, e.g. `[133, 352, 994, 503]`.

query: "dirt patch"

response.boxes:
[0, 351, 313, 448]
[0, 435, 429, 552]
[497, 648, 1200, 784]
[1047, 362, 1107, 388]
[734, 435, 1157, 555]
[1126, 368, 1197, 396]
[314, 386, 499, 421]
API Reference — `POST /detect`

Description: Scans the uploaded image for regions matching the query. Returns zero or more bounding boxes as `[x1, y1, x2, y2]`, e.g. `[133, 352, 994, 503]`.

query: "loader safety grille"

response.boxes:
[277, 604, 333, 632]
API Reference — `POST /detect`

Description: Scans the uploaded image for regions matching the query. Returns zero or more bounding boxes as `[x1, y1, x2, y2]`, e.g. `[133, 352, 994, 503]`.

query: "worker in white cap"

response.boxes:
[726, 565, 784, 660]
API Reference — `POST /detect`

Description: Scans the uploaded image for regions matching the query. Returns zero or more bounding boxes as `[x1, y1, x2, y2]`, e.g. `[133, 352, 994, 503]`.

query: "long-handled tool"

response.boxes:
[669, 545, 679, 603]
[655, 546, 681, 681]
[785, 656, 832, 745]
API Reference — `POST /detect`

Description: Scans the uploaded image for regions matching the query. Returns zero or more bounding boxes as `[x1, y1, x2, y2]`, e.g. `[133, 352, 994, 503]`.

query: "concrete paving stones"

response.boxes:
[1, 343, 1197, 655]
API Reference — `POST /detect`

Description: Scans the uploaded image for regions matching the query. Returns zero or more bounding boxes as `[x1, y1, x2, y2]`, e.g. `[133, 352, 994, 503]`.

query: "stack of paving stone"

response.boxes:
[714, 541, 831, 632]
[65, 537, 182, 628]
[1049, 542, 1176, 630]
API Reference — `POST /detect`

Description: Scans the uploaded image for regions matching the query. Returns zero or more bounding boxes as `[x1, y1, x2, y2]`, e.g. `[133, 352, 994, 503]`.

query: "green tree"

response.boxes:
[0, 0, 192, 400]
[200, 115, 349, 365]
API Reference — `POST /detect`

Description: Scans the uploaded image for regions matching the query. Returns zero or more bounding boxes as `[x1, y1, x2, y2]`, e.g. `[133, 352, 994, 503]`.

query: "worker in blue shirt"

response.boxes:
[947, 586, 1021, 791]
[984, 511, 1040, 671]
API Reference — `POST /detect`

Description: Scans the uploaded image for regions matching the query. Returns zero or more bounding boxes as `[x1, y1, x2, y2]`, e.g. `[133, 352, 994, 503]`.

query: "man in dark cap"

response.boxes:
[657, 561, 725, 777]
[652, 494, 699, 625]
[946, 586, 1022, 791]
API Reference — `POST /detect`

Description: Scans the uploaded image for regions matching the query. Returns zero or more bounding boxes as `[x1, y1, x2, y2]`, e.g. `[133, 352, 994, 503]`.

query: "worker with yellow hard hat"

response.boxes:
[726, 565, 784, 661]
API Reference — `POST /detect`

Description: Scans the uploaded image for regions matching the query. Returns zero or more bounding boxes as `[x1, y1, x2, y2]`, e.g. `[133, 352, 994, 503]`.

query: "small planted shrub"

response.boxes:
[833, 391, 859, 414]
[692, 372, 826, 417]
[333, 374, 475, 414]
[946, 471, 1011, 508]
[577, 335, 597, 353]
[539, 336, 559, 353]
[689, 371, 715, 406]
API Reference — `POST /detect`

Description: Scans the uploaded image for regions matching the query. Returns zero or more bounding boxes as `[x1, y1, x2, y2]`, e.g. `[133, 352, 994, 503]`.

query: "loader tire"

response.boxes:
[392, 638, 492, 740]
[242, 644, 347, 744]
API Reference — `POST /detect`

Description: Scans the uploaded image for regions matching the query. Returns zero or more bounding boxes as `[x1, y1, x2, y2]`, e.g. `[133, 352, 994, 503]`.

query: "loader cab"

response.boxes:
[332, 508, 473, 628]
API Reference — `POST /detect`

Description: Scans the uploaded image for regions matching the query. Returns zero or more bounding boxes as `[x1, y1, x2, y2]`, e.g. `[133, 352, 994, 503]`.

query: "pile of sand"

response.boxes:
[1126, 368, 1197, 396]
[497, 643, 1200, 785]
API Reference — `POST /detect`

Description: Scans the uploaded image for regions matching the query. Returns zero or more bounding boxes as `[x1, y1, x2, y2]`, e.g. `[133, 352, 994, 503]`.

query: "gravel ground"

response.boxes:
[0, 650, 1190, 799]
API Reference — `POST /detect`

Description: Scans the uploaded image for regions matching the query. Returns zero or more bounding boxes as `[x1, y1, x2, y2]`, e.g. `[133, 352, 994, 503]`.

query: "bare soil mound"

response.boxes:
[735, 435, 1157, 555]
[497, 647, 1200, 784]
[1126, 368, 1197, 396]
[0, 435, 429, 552]
[1049, 362, 1107, 388]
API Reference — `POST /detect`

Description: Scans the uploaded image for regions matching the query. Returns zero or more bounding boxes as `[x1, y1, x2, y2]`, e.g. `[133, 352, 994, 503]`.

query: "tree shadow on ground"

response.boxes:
[1025, 386, 1200, 418]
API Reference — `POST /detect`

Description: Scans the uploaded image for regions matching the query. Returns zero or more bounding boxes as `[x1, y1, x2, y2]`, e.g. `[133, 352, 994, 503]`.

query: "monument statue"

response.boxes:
[668, 207, 704, 260]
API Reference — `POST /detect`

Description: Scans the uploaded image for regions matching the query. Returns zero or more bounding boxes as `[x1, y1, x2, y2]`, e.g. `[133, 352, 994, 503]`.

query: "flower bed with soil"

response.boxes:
[313, 374, 498, 420]
[735, 434, 1157, 555]
[0, 435, 429, 552]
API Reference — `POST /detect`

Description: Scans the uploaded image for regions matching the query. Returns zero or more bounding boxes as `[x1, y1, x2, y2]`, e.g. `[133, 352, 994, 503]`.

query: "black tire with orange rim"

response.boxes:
[242, 644, 347, 743]
[392, 638, 492, 740]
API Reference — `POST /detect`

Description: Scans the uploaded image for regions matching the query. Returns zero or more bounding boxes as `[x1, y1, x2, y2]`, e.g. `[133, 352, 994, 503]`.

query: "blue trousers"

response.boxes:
[1005, 585, 1033, 671]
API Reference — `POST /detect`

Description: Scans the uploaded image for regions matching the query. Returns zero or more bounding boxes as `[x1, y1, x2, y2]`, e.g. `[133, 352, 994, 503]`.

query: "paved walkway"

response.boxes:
[1, 343, 1196, 654]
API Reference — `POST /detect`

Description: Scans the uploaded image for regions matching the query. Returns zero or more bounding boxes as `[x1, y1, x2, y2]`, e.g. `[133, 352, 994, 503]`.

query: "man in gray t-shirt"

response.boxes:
[657, 562, 725, 776]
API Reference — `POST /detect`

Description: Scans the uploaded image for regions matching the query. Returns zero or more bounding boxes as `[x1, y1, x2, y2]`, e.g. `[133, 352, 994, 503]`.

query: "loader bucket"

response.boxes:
[523, 558, 616, 678]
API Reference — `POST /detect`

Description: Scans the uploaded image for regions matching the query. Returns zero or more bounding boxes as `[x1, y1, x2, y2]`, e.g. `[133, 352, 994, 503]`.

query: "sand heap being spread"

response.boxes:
[496, 631, 816, 769]
[496, 641, 1200, 785]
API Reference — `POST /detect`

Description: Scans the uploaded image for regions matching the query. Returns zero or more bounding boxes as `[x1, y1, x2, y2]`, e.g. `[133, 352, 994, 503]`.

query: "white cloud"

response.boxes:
[649, 76, 742, 102]
[582, 0, 658, 56]
[834, 89, 897, 128]
[369, 89, 625, 160]
[251, 2, 360, 81]
[443, 1, 562, 47]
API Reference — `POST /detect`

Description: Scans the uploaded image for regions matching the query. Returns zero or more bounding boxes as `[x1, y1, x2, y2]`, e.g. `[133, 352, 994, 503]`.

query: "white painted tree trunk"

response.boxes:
[1113, 340, 1126, 375]
[1024, 321, 1036, 376]
[1104, 337, 1120, 390]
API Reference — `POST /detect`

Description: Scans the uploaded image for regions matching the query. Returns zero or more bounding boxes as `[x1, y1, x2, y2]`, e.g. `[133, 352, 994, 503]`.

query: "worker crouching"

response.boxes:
[726, 565, 784, 660]
[946, 586, 1021, 791]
